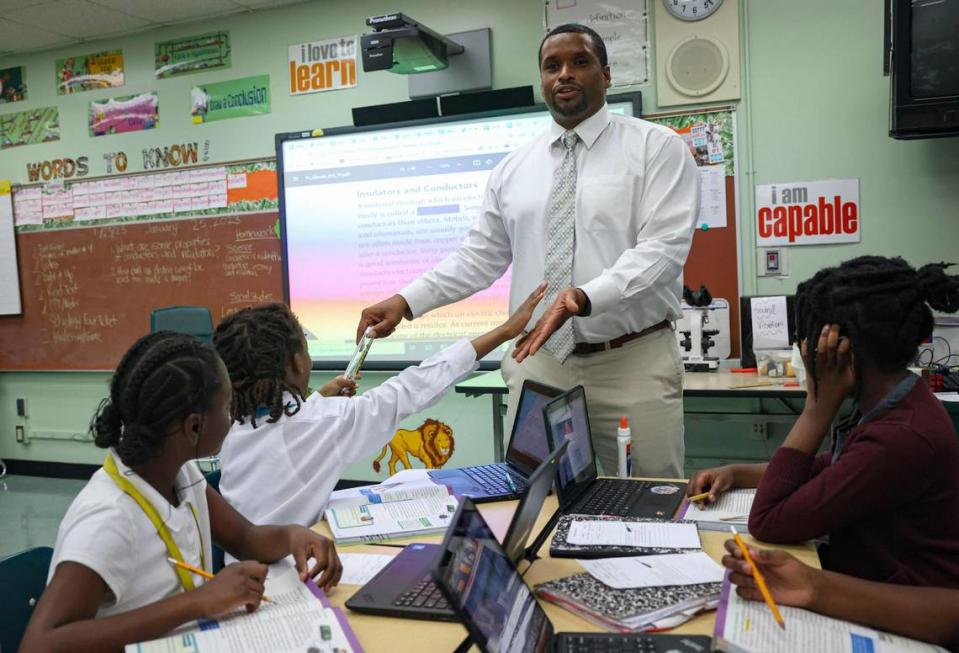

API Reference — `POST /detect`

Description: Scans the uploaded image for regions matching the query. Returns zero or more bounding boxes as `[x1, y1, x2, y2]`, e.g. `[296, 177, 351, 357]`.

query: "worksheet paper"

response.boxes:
[578, 552, 725, 589]
[566, 521, 701, 549]
[684, 489, 756, 525]
[717, 584, 947, 653]
[338, 553, 396, 585]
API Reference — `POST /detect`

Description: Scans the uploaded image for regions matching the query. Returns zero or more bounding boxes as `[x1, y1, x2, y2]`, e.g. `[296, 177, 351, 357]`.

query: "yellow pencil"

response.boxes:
[166, 557, 271, 602]
[687, 491, 711, 502]
[730, 527, 784, 630]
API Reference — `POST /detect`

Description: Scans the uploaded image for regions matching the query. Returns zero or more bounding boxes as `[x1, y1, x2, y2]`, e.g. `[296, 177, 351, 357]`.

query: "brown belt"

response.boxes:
[571, 320, 671, 355]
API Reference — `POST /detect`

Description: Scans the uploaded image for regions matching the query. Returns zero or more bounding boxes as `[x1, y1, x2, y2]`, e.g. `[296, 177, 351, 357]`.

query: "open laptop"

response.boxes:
[544, 386, 687, 519]
[428, 380, 563, 502]
[345, 439, 568, 622]
[431, 498, 712, 653]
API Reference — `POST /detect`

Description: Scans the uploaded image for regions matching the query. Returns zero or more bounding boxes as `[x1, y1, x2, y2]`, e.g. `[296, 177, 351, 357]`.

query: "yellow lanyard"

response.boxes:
[103, 453, 206, 593]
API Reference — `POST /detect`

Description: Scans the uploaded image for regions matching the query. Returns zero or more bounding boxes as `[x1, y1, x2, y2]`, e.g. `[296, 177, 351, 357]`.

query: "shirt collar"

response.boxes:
[548, 103, 611, 151]
[829, 372, 919, 462]
[109, 447, 198, 529]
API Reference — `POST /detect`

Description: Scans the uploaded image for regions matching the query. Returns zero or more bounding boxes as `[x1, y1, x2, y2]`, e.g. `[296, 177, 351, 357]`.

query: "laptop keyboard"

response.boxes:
[560, 633, 662, 653]
[577, 479, 651, 517]
[462, 464, 528, 495]
[392, 574, 449, 611]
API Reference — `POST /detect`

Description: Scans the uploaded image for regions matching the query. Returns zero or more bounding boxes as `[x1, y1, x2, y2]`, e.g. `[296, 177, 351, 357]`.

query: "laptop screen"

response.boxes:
[432, 500, 552, 653]
[543, 386, 598, 506]
[504, 380, 563, 475]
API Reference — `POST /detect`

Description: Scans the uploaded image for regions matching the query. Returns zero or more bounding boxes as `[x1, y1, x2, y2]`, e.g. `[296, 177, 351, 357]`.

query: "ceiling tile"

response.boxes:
[0, 16, 75, 52]
[11, 0, 151, 40]
[91, 0, 244, 25]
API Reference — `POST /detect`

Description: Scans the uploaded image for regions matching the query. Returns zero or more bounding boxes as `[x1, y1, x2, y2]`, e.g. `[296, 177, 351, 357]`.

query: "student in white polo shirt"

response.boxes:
[212, 285, 546, 529]
[21, 332, 343, 652]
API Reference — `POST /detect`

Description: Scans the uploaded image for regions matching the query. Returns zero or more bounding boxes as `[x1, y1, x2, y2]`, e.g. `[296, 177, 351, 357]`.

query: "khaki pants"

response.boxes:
[500, 327, 685, 478]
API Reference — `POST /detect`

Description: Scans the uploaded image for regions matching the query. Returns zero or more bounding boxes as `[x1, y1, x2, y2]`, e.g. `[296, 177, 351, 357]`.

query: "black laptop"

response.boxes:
[431, 498, 713, 653]
[345, 439, 568, 622]
[428, 380, 563, 502]
[544, 386, 687, 519]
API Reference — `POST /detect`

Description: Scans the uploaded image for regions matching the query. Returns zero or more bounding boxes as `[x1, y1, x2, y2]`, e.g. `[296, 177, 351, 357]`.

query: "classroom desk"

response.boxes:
[454, 370, 806, 462]
[312, 493, 819, 653]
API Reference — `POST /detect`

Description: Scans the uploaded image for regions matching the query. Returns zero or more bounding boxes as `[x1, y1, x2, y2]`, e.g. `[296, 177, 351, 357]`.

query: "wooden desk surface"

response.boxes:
[312, 495, 819, 652]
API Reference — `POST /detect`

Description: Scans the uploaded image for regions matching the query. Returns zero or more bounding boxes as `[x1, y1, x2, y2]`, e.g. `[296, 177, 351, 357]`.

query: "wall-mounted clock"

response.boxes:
[662, 0, 725, 22]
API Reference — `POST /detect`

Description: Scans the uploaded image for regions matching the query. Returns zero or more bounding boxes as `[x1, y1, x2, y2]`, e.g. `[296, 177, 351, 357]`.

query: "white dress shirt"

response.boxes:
[219, 338, 478, 529]
[401, 104, 700, 343]
[49, 451, 212, 617]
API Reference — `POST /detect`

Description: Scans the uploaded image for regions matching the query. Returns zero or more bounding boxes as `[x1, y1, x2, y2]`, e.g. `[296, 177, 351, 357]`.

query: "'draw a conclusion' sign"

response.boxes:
[288, 36, 358, 95]
[755, 178, 860, 246]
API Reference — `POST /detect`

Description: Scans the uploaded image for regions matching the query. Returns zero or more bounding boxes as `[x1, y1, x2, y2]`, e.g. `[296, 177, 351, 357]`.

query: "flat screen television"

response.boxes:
[889, 0, 959, 139]
[276, 92, 642, 370]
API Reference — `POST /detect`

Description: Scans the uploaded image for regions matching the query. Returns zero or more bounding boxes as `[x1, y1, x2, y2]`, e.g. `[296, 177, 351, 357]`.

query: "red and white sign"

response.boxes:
[755, 178, 860, 246]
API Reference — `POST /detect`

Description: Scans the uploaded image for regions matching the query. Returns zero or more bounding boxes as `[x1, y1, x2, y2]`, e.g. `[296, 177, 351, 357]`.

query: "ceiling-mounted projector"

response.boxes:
[361, 13, 464, 74]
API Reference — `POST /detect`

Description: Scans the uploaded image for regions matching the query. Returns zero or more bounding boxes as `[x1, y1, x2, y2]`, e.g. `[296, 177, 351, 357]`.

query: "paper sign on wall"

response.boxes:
[750, 296, 789, 350]
[288, 36, 358, 95]
[755, 178, 860, 246]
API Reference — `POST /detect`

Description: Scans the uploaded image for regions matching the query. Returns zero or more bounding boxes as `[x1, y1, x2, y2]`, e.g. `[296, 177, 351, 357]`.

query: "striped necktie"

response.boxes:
[543, 130, 579, 363]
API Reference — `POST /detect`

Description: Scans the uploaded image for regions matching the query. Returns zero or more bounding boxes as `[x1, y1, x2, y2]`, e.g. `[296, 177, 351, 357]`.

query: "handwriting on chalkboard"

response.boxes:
[3, 213, 283, 369]
[750, 296, 789, 350]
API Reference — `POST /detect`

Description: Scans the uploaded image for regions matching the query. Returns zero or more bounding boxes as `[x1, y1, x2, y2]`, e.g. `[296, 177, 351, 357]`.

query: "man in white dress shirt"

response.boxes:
[357, 24, 699, 477]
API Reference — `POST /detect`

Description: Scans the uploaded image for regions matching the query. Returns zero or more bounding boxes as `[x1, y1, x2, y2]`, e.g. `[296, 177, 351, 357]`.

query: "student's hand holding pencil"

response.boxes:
[721, 538, 818, 610]
[194, 561, 269, 617]
[686, 466, 735, 505]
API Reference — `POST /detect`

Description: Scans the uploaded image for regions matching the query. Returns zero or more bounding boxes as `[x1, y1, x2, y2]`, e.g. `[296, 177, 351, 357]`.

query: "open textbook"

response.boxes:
[126, 565, 362, 653]
[324, 478, 458, 544]
[714, 576, 947, 653]
[678, 489, 756, 531]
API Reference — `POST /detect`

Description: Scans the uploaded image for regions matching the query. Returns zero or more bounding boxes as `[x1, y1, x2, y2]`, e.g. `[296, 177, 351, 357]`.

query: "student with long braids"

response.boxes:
[686, 256, 959, 586]
[21, 332, 342, 653]
[213, 284, 546, 528]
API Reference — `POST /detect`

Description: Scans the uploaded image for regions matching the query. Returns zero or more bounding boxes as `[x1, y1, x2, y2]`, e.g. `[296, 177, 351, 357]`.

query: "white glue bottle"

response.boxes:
[617, 416, 632, 479]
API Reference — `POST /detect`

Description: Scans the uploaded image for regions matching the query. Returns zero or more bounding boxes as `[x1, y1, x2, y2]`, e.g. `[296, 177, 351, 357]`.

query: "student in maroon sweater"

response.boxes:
[688, 256, 959, 587]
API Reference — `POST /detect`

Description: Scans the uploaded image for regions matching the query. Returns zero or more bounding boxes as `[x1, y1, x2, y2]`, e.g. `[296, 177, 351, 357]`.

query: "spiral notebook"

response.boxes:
[534, 572, 721, 632]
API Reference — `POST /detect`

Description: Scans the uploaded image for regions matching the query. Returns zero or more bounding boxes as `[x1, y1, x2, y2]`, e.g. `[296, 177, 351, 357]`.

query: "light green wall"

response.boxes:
[1, 0, 957, 477]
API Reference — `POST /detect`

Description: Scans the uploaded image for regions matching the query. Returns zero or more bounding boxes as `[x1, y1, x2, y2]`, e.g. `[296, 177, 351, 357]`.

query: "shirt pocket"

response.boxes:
[578, 174, 638, 233]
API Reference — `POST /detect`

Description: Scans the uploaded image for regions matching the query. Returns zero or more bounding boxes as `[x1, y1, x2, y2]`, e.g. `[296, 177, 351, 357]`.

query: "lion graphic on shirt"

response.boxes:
[372, 419, 455, 476]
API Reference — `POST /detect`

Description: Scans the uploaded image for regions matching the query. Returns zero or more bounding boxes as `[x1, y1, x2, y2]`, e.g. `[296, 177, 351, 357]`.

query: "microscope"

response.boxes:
[680, 285, 719, 371]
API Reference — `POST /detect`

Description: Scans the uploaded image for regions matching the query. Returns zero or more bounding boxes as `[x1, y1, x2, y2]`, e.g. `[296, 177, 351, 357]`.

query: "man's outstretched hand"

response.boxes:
[512, 287, 587, 363]
[356, 294, 410, 343]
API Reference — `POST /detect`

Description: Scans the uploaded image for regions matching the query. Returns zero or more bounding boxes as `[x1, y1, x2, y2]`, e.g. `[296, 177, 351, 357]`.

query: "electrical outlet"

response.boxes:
[750, 422, 768, 440]
[15, 425, 26, 443]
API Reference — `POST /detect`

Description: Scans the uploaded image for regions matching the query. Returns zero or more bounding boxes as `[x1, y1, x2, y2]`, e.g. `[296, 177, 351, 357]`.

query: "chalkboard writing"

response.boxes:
[0, 212, 282, 370]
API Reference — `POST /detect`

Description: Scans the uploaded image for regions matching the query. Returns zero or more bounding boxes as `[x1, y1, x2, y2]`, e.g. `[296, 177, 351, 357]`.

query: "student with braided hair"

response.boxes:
[22, 332, 342, 653]
[687, 256, 959, 586]
[214, 285, 546, 529]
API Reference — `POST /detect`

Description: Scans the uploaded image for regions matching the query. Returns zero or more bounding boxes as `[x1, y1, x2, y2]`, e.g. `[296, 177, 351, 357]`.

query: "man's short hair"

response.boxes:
[538, 23, 609, 68]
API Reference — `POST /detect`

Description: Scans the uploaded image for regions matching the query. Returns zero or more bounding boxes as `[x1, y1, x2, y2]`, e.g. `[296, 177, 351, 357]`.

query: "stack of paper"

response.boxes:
[714, 577, 947, 653]
[127, 566, 363, 652]
[325, 479, 458, 545]
[678, 489, 756, 531]
[578, 552, 725, 589]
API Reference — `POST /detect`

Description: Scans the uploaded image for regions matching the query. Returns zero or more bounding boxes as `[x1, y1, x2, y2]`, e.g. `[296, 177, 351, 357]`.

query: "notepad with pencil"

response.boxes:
[713, 573, 947, 653]
[677, 489, 756, 531]
[127, 565, 363, 652]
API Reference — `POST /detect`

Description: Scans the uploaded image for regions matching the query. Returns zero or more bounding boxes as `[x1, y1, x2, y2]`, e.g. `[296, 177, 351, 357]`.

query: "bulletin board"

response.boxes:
[0, 159, 283, 370]
[646, 106, 741, 357]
